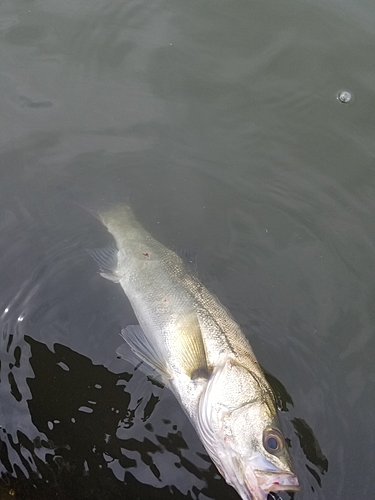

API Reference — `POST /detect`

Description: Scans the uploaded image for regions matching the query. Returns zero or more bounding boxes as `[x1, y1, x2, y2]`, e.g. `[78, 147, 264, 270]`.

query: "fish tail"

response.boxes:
[58, 184, 131, 222]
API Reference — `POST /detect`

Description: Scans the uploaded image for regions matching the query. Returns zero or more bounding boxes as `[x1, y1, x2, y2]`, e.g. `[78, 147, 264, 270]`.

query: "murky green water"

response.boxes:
[1, 0, 374, 498]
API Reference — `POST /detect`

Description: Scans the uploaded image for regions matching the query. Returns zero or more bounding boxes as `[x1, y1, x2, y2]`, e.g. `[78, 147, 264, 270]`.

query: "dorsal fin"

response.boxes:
[174, 248, 198, 274]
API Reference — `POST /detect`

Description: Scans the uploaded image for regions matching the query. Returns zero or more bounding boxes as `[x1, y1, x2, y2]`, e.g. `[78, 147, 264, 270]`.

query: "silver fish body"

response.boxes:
[93, 205, 299, 500]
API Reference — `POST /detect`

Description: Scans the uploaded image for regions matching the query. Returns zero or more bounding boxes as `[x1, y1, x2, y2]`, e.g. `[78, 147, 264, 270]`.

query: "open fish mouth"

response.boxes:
[254, 470, 300, 494]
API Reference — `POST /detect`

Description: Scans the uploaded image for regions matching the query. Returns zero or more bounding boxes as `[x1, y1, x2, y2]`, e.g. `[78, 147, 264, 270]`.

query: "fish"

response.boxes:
[88, 204, 299, 500]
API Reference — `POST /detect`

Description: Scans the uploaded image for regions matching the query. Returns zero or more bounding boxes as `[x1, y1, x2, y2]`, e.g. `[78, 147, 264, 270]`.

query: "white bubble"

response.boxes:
[338, 90, 352, 103]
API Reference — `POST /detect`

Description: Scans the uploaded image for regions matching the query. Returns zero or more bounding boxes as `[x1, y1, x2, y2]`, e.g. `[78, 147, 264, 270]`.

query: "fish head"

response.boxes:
[197, 359, 299, 500]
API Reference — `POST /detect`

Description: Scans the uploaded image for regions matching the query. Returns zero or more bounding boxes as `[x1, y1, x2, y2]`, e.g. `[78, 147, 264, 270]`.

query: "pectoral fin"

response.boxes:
[174, 313, 211, 380]
[119, 325, 171, 384]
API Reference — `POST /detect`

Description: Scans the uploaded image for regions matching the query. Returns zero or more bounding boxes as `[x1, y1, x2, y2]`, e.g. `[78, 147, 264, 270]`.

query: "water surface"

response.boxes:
[0, 0, 375, 498]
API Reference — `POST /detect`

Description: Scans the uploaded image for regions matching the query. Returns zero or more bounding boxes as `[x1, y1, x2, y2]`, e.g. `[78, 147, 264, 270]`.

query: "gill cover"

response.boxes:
[196, 359, 298, 500]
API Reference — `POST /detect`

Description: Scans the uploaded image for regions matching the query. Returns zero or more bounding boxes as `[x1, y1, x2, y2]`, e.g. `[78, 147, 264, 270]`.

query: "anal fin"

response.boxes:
[87, 243, 119, 282]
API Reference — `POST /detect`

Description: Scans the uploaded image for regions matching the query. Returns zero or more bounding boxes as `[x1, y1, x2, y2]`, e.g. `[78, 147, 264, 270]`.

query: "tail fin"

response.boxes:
[57, 185, 102, 219]
[58, 185, 130, 221]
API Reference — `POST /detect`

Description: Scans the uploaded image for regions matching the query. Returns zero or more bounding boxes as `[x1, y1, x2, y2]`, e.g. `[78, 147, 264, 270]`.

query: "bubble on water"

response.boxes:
[337, 90, 352, 103]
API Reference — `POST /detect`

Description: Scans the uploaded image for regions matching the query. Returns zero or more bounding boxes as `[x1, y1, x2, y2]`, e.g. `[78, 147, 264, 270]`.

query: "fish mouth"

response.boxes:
[254, 470, 300, 494]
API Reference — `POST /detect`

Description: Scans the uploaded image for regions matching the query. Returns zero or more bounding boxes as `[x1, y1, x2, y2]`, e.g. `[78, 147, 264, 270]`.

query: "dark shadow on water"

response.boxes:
[0, 331, 328, 499]
[264, 369, 329, 491]
[0, 336, 240, 500]
[291, 418, 329, 487]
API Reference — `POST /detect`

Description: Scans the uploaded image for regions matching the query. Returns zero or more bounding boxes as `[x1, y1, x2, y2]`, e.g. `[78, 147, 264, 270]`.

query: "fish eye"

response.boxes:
[263, 428, 284, 454]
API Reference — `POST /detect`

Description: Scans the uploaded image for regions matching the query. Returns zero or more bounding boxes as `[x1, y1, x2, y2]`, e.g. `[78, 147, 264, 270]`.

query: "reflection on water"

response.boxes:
[291, 419, 328, 489]
[0, 329, 234, 499]
[0, 313, 328, 499]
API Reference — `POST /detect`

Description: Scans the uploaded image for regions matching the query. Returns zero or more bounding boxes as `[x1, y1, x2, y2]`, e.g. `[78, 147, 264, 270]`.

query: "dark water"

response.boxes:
[1, 0, 375, 498]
